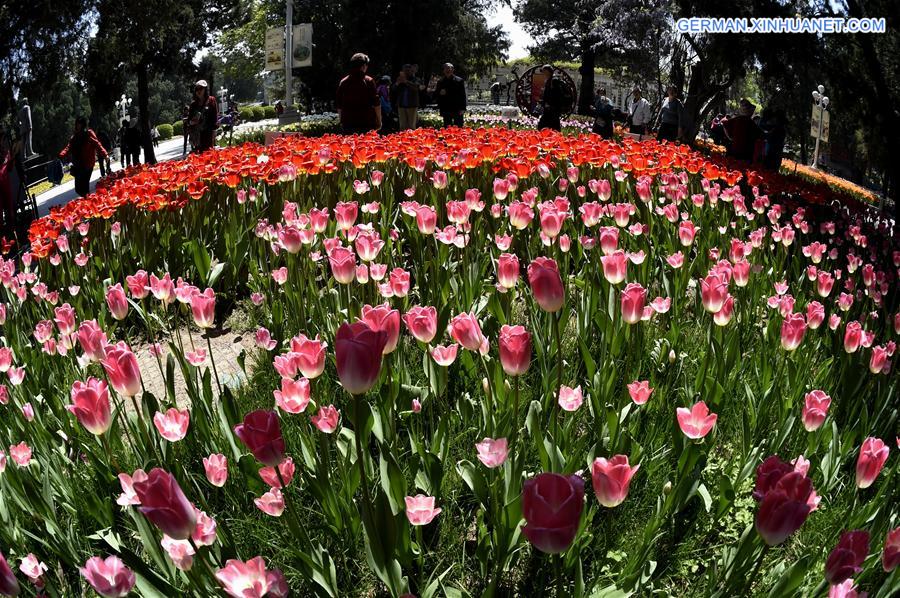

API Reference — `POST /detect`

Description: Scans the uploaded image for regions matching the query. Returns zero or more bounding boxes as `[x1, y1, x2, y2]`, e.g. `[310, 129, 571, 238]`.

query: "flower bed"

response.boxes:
[2, 128, 899, 597]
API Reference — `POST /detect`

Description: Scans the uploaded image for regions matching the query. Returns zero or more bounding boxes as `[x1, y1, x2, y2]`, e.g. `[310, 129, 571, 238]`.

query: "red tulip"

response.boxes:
[133, 468, 198, 540]
[0, 551, 19, 597]
[883, 527, 900, 572]
[498, 325, 531, 376]
[522, 472, 584, 554]
[801, 390, 831, 432]
[620, 283, 647, 324]
[67, 378, 112, 435]
[105, 284, 129, 321]
[824, 530, 870, 585]
[101, 342, 142, 397]
[856, 437, 889, 489]
[753, 456, 815, 546]
[676, 401, 717, 439]
[780, 313, 806, 351]
[335, 321, 388, 394]
[360, 303, 401, 354]
[591, 455, 639, 507]
[81, 556, 136, 598]
[190, 288, 216, 329]
[403, 305, 438, 344]
[233, 410, 286, 467]
[527, 257, 564, 313]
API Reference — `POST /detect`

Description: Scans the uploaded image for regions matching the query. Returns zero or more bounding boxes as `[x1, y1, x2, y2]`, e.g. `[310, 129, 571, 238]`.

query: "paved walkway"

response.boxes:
[35, 119, 278, 217]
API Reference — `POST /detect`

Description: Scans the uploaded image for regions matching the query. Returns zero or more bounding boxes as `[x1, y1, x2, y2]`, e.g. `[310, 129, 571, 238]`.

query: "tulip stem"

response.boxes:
[741, 545, 768, 597]
[552, 311, 563, 472]
[205, 334, 223, 395]
[353, 395, 373, 517]
[512, 376, 520, 470]
[275, 465, 314, 550]
[415, 524, 426, 591]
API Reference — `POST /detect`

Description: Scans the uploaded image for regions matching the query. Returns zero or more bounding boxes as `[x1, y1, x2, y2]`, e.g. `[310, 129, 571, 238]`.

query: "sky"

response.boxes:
[485, 3, 532, 60]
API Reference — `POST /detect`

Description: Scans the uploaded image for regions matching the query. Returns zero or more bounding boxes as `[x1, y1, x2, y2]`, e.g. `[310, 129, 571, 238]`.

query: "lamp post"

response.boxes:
[114, 94, 132, 123]
[285, 0, 293, 108]
[811, 85, 829, 170]
[218, 87, 229, 113]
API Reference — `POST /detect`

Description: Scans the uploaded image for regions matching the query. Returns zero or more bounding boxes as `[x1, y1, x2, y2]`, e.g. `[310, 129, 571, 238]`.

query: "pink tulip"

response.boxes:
[77, 320, 108, 362]
[527, 257, 565, 312]
[0, 347, 10, 373]
[620, 283, 647, 324]
[53, 303, 77, 335]
[68, 378, 112, 435]
[216, 557, 288, 598]
[190, 288, 216, 329]
[335, 321, 387, 394]
[334, 201, 358, 230]
[828, 579, 865, 598]
[415, 205, 437, 234]
[254, 327, 277, 351]
[801, 390, 831, 432]
[19, 553, 47, 586]
[105, 284, 129, 320]
[498, 325, 531, 377]
[599, 226, 619, 254]
[497, 253, 520, 289]
[153, 408, 190, 442]
[203, 454, 228, 487]
[591, 455, 640, 507]
[627, 381, 653, 405]
[234, 410, 285, 466]
[101, 342, 142, 397]
[676, 401, 717, 439]
[713, 295, 735, 326]
[475, 438, 508, 468]
[328, 246, 356, 284]
[259, 457, 295, 488]
[883, 527, 900, 572]
[780, 313, 806, 351]
[149, 273, 176, 305]
[192, 510, 218, 546]
[448, 313, 486, 352]
[701, 274, 729, 313]
[271, 376, 309, 413]
[311, 405, 340, 433]
[403, 305, 438, 344]
[116, 470, 147, 506]
[405, 494, 442, 526]
[254, 488, 285, 517]
[844, 321, 862, 353]
[81, 556, 136, 598]
[806, 301, 825, 329]
[870, 345, 889, 374]
[290, 333, 327, 379]
[856, 437, 889, 489]
[9, 441, 31, 466]
[431, 344, 459, 366]
[161, 537, 193, 571]
[817, 271, 835, 297]
[601, 250, 628, 285]
[678, 220, 696, 246]
[558, 385, 583, 411]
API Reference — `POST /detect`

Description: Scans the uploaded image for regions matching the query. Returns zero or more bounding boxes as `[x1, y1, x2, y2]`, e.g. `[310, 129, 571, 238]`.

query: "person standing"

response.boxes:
[125, 119, 141, 166]
[96, 129, 113, 176]
[723, 98, 761, 161]
[188, 80, 218, 153]
[17, 98, 33, 157]
[759, 107, 786, 170]
[657, 86, 684, 142]
[59, 116, 108, 197]
[394, 64, 423, 130]
[537, 64, 567, 131]
[118, 120, 131, 168]
[335, 53, 381, 135]
[376, 75, 396, 132]
[151, 126, 160, 147]
[435, 63, 466, 127]
[628, 87, 652, 136]
[490, 78, 501, 105]
[591, 87, 614, 137]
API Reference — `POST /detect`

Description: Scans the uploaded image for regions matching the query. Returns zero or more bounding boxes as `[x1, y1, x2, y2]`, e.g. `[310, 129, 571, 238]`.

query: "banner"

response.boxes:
[292, 23, 313, 68]
[264, 27, 284, 71]
[810, 104, 830, 142]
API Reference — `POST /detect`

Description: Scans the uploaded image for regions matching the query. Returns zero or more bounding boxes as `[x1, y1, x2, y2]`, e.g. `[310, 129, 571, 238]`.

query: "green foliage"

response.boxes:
[172, 120, 184, 136]
[263, 105, 277, 119]
[239, 107, 255, 122]
[251, 106, 266, 121]
[156, 123, 174, 139]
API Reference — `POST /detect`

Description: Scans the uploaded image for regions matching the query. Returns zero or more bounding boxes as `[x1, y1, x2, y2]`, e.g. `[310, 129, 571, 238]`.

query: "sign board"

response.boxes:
[810, 104, 830, 142]
[265, 27, 284, 71]
[292, 24, 313, 67]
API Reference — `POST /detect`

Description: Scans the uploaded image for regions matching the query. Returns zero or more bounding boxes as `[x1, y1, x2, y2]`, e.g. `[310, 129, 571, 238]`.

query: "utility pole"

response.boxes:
[285, 0, 293, 107]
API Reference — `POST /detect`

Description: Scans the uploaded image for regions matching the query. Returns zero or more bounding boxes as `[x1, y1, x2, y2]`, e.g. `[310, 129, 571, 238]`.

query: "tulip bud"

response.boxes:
[663, 481, 672, 495]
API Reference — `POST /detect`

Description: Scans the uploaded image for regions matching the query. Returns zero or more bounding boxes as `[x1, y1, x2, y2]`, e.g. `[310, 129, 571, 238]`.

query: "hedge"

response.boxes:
[172, 120, 184, 136]
[157, 124, 174, 140]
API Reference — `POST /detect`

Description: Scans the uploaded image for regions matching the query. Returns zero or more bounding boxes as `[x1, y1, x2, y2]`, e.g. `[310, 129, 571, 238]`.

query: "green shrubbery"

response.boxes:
[157, 123, 174, 140]
[263, 105, 277, 119]
[172, 120, 184, 136]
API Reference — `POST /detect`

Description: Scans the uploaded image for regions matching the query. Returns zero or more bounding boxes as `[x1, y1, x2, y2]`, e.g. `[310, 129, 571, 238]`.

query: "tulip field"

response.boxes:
[0, 127, 898, 597]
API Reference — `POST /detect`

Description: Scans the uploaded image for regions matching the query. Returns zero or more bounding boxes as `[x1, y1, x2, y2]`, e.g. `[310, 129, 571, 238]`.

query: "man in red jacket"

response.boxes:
[59, 116, 108, 197]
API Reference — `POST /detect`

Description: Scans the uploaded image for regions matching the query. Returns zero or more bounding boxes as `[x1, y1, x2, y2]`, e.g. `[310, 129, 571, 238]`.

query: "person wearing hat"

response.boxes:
[434, 63, 466, 127]
[628, 87, 652, 135]
[187, 79, 218, 152]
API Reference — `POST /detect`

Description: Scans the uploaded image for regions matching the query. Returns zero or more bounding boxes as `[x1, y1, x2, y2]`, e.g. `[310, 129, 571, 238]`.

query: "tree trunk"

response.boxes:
[137, 62, 156, 165]
[577, 38, 595, 115]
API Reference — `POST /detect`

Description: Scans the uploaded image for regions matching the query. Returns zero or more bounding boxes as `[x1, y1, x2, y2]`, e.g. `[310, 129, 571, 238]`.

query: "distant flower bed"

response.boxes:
[782, 158, 882, 206]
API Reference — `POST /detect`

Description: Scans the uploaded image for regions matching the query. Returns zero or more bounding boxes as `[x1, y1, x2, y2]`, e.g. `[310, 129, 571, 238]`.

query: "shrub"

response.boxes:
[251, 106, 266, 121]
[263, 105, 277, 119]
[157, 123, 174, 140]
[172, 120, 183, 136]
[239, 107, 255, 122]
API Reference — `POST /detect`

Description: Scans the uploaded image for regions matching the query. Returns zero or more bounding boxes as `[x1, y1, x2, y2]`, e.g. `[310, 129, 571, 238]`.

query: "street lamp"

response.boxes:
[114, 94, 132, 123]
[811, 86, 829, 170]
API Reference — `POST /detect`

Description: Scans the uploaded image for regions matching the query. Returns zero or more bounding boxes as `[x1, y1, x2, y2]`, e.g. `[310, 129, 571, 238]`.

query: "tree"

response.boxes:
[86, 0, 245, 164]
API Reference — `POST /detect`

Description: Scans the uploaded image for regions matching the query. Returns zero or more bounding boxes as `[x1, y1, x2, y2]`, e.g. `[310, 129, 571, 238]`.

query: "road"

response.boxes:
[35, 119, 278, 217]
